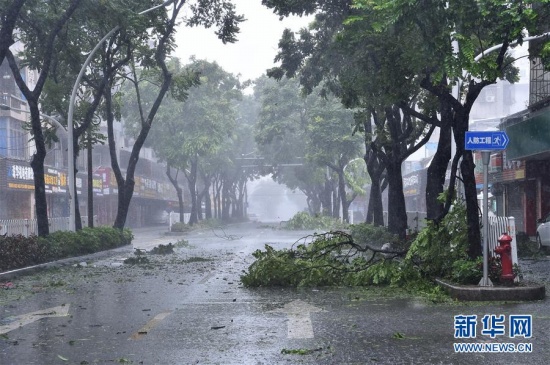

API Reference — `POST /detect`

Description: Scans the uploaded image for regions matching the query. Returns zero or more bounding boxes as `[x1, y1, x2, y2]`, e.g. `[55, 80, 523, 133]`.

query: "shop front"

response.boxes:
[1, 160, 35, 219]
[0, 160, 74, 220]
[500, 108, 550, 236]
[90, 166, 178, 228]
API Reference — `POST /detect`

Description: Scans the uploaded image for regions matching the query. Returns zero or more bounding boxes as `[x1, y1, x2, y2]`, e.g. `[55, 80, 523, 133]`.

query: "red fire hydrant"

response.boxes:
[494, 232, 515, 284]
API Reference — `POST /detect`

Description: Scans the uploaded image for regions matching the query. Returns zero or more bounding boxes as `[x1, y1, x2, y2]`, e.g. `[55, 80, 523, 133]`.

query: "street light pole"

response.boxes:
[67, 0, 175, 231]
[474, 31, 550, 62]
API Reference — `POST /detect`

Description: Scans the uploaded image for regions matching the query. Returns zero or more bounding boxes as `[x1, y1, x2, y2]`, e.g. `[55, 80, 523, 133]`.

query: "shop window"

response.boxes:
[9, 118, 27, 160]
[0, 117, 27, 159]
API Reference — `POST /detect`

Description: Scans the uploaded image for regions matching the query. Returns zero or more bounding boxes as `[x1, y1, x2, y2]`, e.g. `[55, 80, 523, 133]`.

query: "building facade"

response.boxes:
[487, 45, 550, 236]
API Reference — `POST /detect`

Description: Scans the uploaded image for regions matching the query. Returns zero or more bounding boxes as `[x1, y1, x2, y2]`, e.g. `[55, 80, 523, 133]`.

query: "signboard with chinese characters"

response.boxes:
[5, 162, 72, 194]
[6, 163, 34, 190]
[465, 131, 509, 151]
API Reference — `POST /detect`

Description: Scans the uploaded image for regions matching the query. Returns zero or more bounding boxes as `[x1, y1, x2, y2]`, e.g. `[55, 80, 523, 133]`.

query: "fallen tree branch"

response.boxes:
[211, 226, 242, 241]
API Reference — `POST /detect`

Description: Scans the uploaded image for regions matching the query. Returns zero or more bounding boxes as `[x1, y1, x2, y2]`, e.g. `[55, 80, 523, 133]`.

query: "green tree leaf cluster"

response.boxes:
[405, 195, 470, 279]
[254, 76, 364, 220]
[121, 58, 247, 224]
[263, 0, 550, 255]
[241, 227, 418, 288]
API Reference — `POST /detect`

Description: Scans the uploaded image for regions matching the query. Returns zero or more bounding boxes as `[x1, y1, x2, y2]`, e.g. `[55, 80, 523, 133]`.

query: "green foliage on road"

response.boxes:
[406, 200, 470, 280]
[242, 199, 495, 290]
[171, 218, 227, 233]
[241, 225, 413, 287]
[149, 243, 175, 255]
[281, 347, 326, 355]
[283, 212, 348, 230]
[0, 227, 133, 272]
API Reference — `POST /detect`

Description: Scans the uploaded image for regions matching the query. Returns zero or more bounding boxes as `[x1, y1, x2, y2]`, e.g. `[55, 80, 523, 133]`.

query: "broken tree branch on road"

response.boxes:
[241, 228, 414, 288]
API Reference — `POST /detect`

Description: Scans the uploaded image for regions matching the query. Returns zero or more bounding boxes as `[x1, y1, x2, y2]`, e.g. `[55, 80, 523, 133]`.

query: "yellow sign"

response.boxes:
[8, 182, 34, 190]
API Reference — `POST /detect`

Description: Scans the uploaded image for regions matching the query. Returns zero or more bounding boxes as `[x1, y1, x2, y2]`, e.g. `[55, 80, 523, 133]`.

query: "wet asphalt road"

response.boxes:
[1, 222, 550, 365]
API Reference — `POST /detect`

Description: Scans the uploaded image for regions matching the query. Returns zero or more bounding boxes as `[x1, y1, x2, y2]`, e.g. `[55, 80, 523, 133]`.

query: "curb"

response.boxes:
[436, 278, 546, 301]
[0, 244, 133, 281]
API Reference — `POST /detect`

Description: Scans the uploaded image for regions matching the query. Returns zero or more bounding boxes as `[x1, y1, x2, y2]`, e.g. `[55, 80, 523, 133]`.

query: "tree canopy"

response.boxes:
[6, 0, 244, 233]
[122, 58, 242, 224]
[263, 0, 550, 251]
[255, 75, 364, 221]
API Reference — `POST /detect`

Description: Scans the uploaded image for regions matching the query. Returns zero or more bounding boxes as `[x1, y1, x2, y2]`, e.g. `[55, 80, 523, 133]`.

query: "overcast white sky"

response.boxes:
[174, 0, 312, 82]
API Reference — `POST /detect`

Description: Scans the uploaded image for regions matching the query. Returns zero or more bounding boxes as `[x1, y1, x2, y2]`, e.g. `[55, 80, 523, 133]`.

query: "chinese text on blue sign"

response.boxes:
[465, 131, 509, 150]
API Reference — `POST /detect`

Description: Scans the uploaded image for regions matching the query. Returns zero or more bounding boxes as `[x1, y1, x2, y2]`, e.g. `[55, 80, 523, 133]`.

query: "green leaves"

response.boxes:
[405, 196, 470, 279]
[122, 58, 240, 172]
[284, 212, 348, 230]
[185, 0, 245, 44]
[0, 227, 132, 272]
[254, 75, 363, 212]
[242, 222, 411, 288]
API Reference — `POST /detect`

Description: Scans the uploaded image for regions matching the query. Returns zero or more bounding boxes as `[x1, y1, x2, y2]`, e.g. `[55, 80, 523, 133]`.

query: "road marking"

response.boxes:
[269, 299, 324, 339]
[0, 304, 70, 335]
[129, 311, 172, 340]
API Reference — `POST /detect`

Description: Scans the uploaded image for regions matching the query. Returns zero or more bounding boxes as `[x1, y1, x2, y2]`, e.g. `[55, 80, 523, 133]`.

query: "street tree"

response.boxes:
[6, 0, 207, 234]
[349, 0, 550, 256]
[255, 76, 364, 222]
[0, 0, 26, 65]
[254, 76, 331, 216]
[109, 2, 243, 229]
[122, 58, 241, 225]
[263, 0, 434, 237]
[305, 93, 364, 222]
[264, 0, 550, 248]
[39, 0, 161, 230]
[5, 0, 83, 236]
[211, 94, 263, 220]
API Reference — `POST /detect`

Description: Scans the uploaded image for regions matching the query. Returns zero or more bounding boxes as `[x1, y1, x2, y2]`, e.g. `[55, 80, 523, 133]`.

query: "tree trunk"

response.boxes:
[213, 178, 222, 219]
[321, 175, 333, 216]
[461, 150, 482, 258]
[222, 180, 231, 221]
[426, 120, 452, 221]
[362, 113, 386, 226]
[187, 158, 199, 225]
[166, 165, 184, 223]
[306, 188, 322, 215]
[235, 178, 246, 219]
[105, 82, 135, 231]
[365, 153, 385, 226]
[386, 158, 408, 239]
[453, 112, 482, 258]
[28, 125, 49, 236]
[336, 166, 349, 223]
[24, 100, 50, 236]
[204, 189, 212, 219]
[197, 170, 212, 220]
[332, 182, 340, 219]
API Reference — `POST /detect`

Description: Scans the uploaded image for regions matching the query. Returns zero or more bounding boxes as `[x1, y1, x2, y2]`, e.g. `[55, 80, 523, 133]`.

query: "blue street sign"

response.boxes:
[465, 131, 509, 150]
